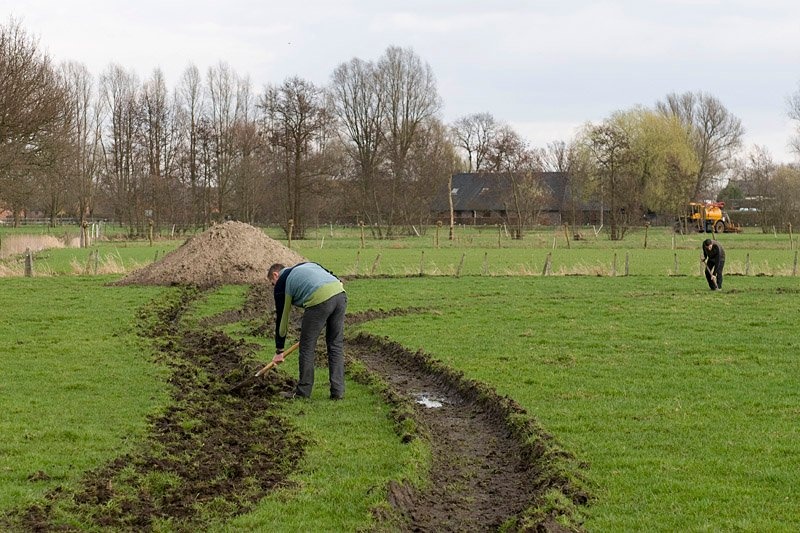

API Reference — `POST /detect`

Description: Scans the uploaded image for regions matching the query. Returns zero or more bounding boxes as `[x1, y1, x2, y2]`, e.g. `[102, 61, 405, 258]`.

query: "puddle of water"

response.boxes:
[414, 393, 445, 408]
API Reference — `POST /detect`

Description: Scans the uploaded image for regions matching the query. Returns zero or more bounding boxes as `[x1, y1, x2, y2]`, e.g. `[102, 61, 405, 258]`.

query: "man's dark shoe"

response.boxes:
[279, 391, 297, 400]
[330, 395, 343, 401]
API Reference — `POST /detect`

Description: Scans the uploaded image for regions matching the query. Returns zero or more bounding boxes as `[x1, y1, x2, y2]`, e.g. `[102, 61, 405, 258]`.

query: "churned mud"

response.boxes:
[2, 286, 588, 532]
[1, 287, 305, 532]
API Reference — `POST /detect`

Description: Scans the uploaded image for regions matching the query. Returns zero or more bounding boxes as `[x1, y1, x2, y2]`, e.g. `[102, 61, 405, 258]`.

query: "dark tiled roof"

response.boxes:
[432, 172, 570, 212]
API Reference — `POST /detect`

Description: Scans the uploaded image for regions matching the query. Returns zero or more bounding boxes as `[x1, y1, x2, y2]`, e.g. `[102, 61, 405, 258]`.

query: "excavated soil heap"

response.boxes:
[115, 221, 306, 287]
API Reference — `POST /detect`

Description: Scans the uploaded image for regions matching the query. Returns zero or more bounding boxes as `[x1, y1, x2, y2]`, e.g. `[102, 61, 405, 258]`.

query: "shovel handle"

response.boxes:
[254, 341, 300, 377]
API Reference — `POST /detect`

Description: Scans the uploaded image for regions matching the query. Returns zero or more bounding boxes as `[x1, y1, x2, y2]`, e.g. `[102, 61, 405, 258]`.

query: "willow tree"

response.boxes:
[579, 108, 700, 240]
[622, 109, 699, 217]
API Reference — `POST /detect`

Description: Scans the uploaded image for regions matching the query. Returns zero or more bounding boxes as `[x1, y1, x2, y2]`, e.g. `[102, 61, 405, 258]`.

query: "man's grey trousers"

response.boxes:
[296, 292, 347, 398]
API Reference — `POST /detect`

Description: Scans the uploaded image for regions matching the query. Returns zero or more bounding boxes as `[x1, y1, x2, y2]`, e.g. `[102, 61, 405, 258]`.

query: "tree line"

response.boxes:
[2, 18, 799, 239]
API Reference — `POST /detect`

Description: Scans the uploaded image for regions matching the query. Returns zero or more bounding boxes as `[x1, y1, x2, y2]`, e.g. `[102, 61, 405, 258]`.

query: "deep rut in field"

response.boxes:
[1, 287, 587, 532]
[346, 311, 588, 532]
[350, 333, 538, 530]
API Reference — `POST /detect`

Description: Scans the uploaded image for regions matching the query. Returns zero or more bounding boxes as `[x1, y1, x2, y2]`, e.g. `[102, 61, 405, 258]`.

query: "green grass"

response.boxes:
[2, 226, 799, 531]
[339, 275, 800, 531]
[185, 286, 427, 532]
[0, 277, 170, 509]
[218, 371, 426, 532]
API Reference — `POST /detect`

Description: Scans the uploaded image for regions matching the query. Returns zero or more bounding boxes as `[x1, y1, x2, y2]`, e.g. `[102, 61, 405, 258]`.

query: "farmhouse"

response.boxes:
[432, 172, 604, 226]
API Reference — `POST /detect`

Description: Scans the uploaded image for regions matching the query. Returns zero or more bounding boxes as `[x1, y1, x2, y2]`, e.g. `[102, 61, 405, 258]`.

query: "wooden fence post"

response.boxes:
[24, 248, 33, 277]
[563, 224, 571, 249]
[482, 252, 489, 276]
[542, 252, 552, 276]
[793, 251, 798, 276]
[625, 252, 630, 276]
[611, 253, 617, 277]
[287, 219, 294, 249]
[353, 250, 361, 275]
[745, 253, 751, 276]
[80, 221, 88, 248]
[673, 253, 679, 276]
[419, 251, 425, 276]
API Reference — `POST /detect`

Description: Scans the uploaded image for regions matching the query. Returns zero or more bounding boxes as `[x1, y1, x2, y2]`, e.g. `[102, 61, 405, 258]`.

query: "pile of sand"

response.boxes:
[115, 221, 306, 287]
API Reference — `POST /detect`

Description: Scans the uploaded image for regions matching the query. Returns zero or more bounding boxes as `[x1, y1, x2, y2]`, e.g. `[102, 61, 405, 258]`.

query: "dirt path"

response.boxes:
[1, 286, 587, 532]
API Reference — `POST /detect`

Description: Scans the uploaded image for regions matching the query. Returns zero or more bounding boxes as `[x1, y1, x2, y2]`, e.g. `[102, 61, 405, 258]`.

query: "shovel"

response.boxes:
[704, 262, 718, 289]
[227, 341, 299, 393]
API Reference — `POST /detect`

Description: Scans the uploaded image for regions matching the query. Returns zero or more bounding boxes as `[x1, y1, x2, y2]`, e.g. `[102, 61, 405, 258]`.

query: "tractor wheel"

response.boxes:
[714, 220, 725, 233]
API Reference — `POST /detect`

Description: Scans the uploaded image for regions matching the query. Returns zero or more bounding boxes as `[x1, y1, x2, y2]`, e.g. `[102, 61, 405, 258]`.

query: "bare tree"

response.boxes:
[733, 146, 776, 231]
[656, 91, 744, 198]
[542, 139, 587, 229]
[0, 19, 67, 226]
[230, 75, 263, 225]
[399, 117, 459, 233]
[140, 68, 182, 230]
[100, 63, 142, 232]
[206, 62, 243, 221]
[770, 164, 800, 229]
[451, 112, 498, 172]
[176, 63, 206, 227]
[330, 56, 385, 231]
[788, 82, 800, 156]
[486, 125, 546, 238]
[61, 61, 104, 228]
[376, 46, 442, 235]
[580, 121, 634, 240]
[260, 76, 335, 237]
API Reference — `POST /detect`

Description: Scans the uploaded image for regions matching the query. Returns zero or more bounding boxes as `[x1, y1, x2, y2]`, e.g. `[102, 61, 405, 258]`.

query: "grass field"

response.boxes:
[340, 275, 800, 531]
[1, 225, 798, 531]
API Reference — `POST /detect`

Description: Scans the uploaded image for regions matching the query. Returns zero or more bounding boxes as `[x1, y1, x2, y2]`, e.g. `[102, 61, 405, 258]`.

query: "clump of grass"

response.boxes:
[68, 253, 143, 275]
[0, 262, 22, 277]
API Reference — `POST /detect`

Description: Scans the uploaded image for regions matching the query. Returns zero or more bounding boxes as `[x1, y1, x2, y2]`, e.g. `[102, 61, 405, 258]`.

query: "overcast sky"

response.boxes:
[5, 0, 800, 163]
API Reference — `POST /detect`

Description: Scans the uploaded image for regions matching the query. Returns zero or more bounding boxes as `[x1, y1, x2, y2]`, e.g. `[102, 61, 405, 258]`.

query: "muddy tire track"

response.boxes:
[0, 287, 304, 532]
[347, 309, 589, 531]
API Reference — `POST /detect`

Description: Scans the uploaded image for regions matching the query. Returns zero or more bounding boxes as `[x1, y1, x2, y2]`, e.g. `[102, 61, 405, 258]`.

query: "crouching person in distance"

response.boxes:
[268, 262, 347, 400]
[701, 238, 725, 290]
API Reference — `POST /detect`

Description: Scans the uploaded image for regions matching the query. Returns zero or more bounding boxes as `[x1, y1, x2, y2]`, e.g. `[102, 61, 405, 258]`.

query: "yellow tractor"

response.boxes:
[675, 201, 742, 234]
